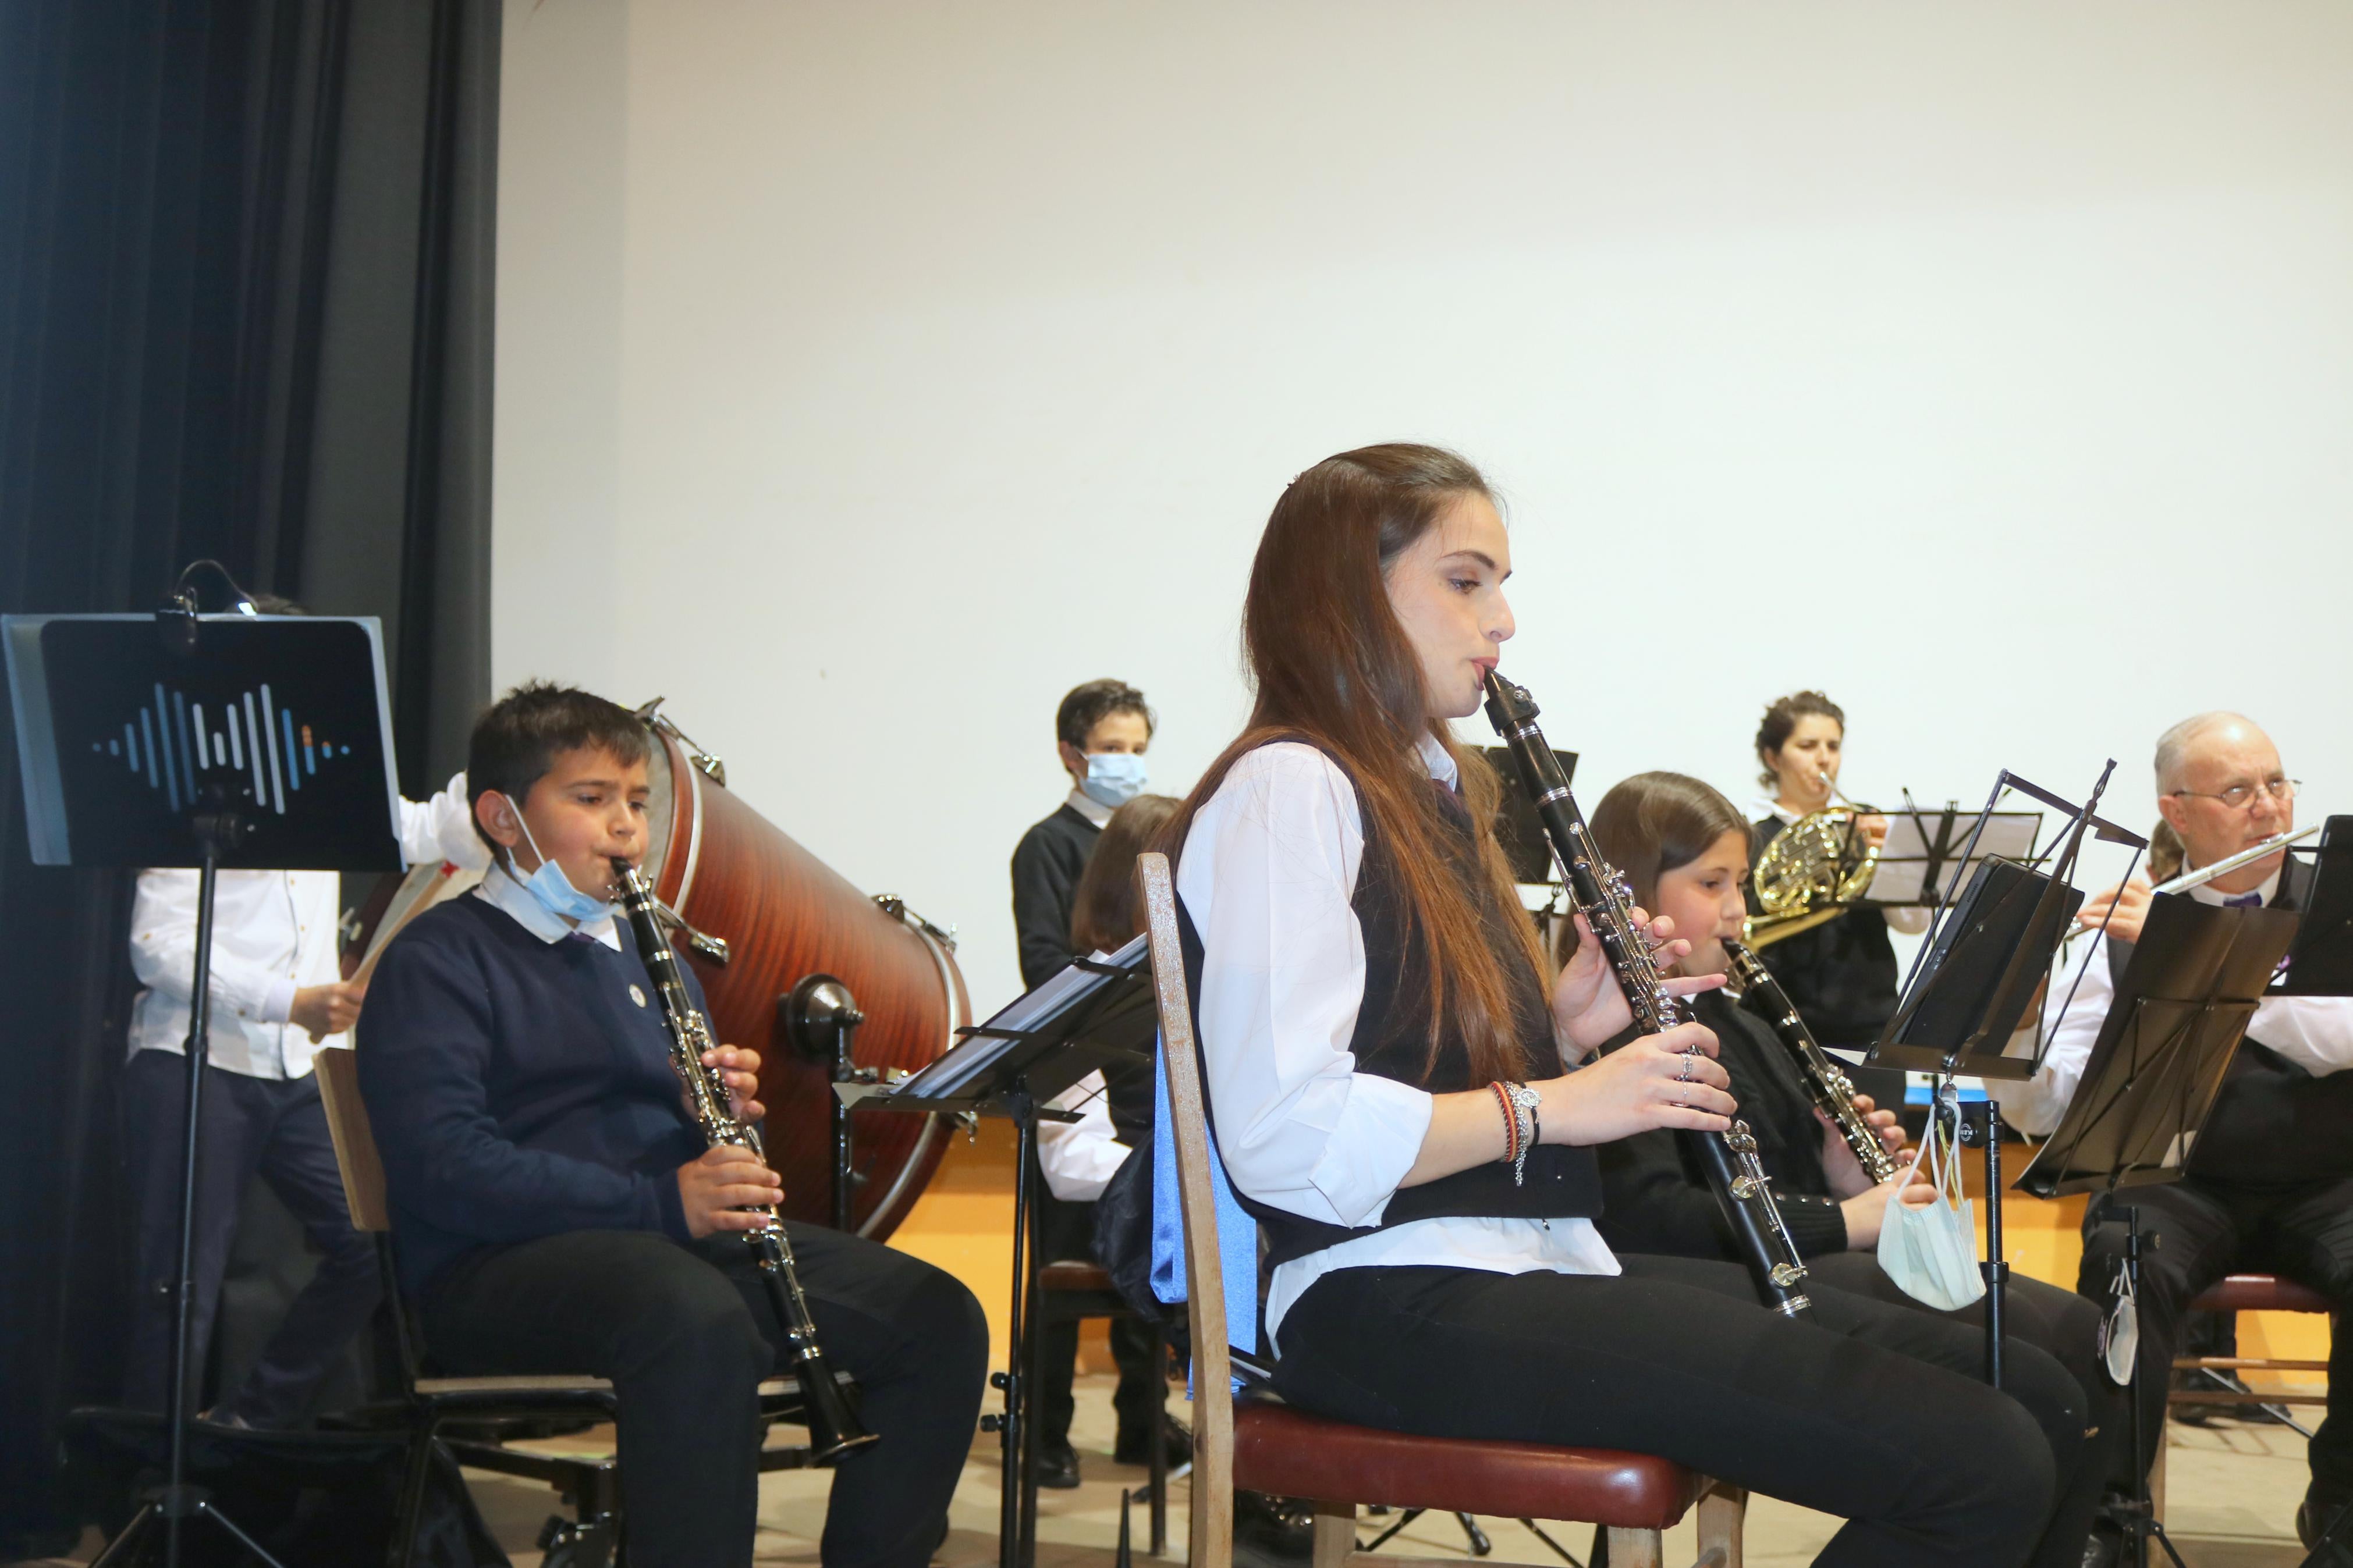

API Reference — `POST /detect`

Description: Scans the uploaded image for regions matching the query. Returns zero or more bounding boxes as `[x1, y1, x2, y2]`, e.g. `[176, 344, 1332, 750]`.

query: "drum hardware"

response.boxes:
[631, 696, 727, 785]
[786, 974, 868, 1231]
[873, 894, 959, 952]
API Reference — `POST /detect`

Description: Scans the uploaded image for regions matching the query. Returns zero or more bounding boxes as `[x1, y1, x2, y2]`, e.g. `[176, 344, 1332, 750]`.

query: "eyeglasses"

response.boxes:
[2170, 778, 2300, 810]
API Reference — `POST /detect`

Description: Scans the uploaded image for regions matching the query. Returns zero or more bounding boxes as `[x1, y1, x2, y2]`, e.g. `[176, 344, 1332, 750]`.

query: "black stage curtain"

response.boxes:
[0, 1, 500, 1549]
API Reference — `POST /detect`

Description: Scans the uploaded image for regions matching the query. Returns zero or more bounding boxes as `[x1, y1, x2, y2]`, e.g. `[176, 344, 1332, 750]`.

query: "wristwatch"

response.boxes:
[1503, 1081, 1542, 1186]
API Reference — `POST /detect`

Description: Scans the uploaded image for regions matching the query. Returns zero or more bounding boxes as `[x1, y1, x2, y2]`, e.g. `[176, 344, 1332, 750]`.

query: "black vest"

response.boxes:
[1747, 815, 1900, 1048]
[1174, 740, 1604, 1271]
[2104, 858, 2353, 1187]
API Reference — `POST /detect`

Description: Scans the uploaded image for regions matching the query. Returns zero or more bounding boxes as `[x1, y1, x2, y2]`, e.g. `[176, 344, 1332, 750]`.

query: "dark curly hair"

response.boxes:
[1754, 690, 1845, 790]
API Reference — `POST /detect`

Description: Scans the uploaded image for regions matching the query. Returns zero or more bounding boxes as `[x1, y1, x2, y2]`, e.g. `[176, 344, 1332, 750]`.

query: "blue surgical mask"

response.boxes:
[1877, 1110, 1985, 1312]
[504, 806, 615, 925]
[1080, 751, 1148, 809]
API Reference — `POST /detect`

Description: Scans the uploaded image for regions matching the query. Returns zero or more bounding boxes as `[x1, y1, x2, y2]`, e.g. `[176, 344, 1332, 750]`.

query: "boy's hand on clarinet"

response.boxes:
[677, 1144, 785, 1238]
[701, 1044, 765, 1122]
[1539, 1021, 1736, 1145]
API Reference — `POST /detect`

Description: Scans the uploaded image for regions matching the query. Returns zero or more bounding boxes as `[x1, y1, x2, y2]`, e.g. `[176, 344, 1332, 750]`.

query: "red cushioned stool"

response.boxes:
[1134, 854, 1745, 1568]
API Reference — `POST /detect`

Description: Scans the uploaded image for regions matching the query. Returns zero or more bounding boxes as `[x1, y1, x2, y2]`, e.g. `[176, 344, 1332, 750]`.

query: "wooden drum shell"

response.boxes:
[648, 730, 966, 1238]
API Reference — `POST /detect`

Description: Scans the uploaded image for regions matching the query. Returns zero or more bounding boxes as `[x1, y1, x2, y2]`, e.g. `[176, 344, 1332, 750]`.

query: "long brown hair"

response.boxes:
[1165, 443, 1544, 1083]
[1070, 794, 1181, 954]
[1589, 772, 1752, 913]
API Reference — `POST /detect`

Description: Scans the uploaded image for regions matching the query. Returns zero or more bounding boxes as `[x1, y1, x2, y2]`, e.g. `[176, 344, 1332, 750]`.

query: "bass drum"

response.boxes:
[351, 709, 967, 1239]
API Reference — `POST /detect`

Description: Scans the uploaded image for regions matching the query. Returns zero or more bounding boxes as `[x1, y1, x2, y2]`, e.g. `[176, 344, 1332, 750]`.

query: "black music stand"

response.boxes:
[2013, 895, 2299, 1568]
[4, 588, 404, 1568]
[2274, 815, 2353, 997]
[1863, 766, 2132, 1388]
[847, 936, 1155, 1568]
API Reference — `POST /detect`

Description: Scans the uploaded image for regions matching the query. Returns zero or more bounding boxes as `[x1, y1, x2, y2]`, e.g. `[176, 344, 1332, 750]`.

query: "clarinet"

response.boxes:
[612, 859, 878, 1462]
[1722, 938, 1900, 1185]
[1481, 673, 1813, 1317]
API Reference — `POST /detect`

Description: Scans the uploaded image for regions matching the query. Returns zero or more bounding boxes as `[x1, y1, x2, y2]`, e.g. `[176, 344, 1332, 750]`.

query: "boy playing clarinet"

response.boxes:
[359, 682, 986, 1568]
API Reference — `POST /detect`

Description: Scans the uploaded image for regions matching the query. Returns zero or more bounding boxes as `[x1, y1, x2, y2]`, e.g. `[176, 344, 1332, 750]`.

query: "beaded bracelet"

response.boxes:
[1489, 1080, 1521, 1168]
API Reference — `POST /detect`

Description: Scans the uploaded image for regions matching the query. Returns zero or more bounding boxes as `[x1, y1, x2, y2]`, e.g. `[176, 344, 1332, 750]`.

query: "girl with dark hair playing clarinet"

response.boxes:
[1583, 768, 2120, 1558]
[1165, 443, 2095, 1567]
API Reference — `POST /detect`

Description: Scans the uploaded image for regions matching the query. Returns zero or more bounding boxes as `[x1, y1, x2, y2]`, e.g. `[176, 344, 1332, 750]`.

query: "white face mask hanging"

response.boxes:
[1877, 1096, 1986, 1311]
[2099, 1257, 2139, 1386]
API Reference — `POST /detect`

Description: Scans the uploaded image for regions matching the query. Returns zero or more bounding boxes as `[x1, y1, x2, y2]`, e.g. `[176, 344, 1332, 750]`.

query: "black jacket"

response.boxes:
[1748, 813, 1900, 1049]
[1011, 802, 1101, 990]
[1595, 989, 1852, 1261]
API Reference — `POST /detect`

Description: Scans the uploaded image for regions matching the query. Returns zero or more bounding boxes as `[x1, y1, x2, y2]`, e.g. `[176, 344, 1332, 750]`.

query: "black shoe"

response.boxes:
[1232, 1491, 1316, 1568]
[2078, 1519, 2127, 1568]
[2302, 1487, 2353, 1550]
[2171, 1367, 2289, 1427]
[1035, 1443, 1081, 1489]
[1115, 1413, 1194, 1468]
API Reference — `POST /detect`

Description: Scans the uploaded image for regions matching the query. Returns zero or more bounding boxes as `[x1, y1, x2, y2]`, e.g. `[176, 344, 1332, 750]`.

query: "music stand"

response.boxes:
[2273, 815, 2353, 997]
[2012, 895, 2299, 1568]
[1865, 801, 2041, 911]
[1863, 765, 2134, 1388]
[5, 601, 404, 1568]
[847, 935, 1155, 1568]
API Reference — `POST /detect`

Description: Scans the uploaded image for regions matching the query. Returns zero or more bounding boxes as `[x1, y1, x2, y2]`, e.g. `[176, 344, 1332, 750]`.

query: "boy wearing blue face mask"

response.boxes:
[359, 682, 986, 1568]
[1010, 678, 1155, 990]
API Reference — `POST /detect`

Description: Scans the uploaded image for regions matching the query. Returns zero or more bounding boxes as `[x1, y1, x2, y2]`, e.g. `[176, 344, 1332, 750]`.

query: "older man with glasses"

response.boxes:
[1997, 712, 2352, 1554]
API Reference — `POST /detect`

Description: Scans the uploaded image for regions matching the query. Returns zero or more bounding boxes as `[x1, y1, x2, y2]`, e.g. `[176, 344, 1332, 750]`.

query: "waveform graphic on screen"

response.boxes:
[91, 681, 355, 817]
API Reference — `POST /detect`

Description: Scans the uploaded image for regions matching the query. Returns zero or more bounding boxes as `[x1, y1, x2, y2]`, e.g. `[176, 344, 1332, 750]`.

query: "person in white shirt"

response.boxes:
[120, 767, 484, 1428]
[1994, 712, 2353, 1547]
[1167, 443, 2094, 1568]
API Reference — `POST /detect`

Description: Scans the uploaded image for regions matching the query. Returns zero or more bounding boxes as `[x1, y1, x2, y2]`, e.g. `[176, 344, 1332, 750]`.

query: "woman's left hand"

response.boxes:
[1553, 910, 1726, 1054]
[1858, 813, 1890, 851]
[702, 1044, 767, 1123]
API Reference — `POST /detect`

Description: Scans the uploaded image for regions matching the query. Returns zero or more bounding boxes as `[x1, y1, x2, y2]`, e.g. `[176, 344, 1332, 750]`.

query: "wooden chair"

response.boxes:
[2151, 1272, 2334, 1526]
[1133, 853, 1745, 1568]
[312, 1047, 818, 1566]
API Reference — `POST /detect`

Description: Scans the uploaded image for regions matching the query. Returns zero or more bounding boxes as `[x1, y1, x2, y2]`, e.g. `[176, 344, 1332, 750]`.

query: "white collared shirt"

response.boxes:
[1179, 732, 1619, 1343]
[1991, 870, 2353, 1136]
[470, 860, 624, 952]
[1064, 787, 1114, 830]
[1037, 1068, 1129, 1202]
[126, 774, 488, 1079]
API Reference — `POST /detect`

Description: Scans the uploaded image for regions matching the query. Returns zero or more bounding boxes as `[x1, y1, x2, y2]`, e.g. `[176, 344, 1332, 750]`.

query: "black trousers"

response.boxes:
[1031, 1183, 1164, 1452]
[420, 1225, 988, 1568]
[1272, 1255, 2099, 1568]
[2079, 1175, 2353, 1500]
[121, 1048, 382, 1427]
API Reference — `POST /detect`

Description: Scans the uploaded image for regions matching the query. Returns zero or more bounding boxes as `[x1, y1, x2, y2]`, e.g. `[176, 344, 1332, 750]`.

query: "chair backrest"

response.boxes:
[312, 1046, 392, 1233]
[1134, 851, 1236, 1568]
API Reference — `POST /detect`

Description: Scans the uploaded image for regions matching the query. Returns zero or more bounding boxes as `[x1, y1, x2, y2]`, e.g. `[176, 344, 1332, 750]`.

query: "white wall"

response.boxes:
[495, 1, 2353, 1019]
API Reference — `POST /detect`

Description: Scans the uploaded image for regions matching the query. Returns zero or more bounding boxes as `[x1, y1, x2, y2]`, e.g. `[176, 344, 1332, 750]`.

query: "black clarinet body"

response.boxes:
[612, 859, 878, 1462]
[1481, 673, 1813, 1317]
[1722, 938, 1900, 1185]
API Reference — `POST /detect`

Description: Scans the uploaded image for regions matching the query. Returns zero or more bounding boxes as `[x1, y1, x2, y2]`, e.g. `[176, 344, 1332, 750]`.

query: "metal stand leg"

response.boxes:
[2113, 1206, 2191, 1568]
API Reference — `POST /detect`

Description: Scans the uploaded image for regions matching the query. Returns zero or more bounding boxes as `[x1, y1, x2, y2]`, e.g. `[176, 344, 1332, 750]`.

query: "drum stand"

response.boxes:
[785, 974, 867, 1231]
[93, 812, 290, 1568]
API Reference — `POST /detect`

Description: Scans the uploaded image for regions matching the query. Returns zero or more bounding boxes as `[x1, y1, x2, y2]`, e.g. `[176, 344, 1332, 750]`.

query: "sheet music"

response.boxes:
[1869, 810, 2041, 904]
[895, 932, 1149, 1100]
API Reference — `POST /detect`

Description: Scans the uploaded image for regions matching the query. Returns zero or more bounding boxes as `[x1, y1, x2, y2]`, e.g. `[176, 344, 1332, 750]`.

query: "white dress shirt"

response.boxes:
[1991, 870, 2353, 1136]
[1064, 788, 1113, 829]
[1179, 735, 1619, 1344]
[1037, 1068, 1130, 1202]
[471, 859, 624, 951]
[126, 775, 489, 1079]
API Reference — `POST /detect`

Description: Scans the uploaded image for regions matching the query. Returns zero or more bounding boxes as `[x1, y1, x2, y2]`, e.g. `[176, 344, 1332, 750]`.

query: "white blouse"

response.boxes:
[1177, 735, 1618, 1345]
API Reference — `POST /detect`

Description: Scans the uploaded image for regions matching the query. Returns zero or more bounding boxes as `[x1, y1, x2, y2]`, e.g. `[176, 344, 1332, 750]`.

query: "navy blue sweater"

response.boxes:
[357, 894, 706, 1296]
